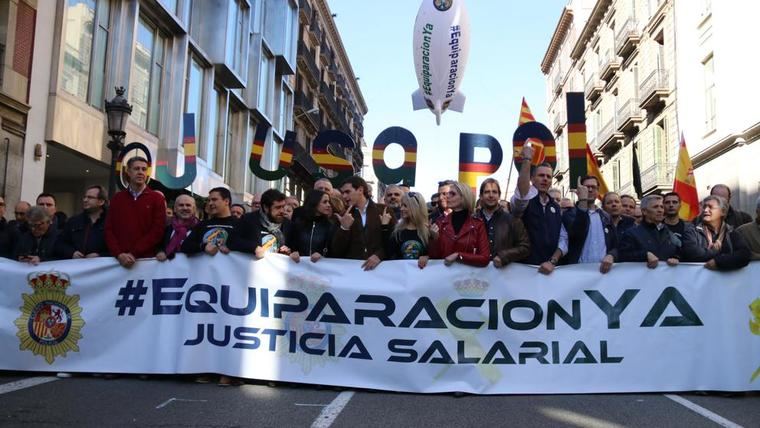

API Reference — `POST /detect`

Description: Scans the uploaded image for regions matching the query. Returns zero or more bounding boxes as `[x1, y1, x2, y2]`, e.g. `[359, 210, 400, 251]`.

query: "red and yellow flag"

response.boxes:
[518, 97, 536, 125]
[673, 133, 699, 221]
[586, 144, 609, 199]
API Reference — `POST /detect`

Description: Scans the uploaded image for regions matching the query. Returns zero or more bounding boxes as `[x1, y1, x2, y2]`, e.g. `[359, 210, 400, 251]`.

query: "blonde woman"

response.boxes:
[382, 192, 431, 268]
[429, 181, 490, 267]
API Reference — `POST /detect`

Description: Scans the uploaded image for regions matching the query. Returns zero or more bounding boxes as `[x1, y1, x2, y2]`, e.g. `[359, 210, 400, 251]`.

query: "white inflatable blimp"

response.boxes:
[412, 0, 470, 125]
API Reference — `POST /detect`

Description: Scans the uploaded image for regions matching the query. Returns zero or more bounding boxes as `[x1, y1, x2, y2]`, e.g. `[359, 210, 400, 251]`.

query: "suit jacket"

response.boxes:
[562, 207, 618, 264]
[332, 200, 393, 260]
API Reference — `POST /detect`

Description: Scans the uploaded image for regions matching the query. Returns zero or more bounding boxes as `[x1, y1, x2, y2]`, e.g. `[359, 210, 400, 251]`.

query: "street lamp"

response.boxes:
[104, 86, 132, 197]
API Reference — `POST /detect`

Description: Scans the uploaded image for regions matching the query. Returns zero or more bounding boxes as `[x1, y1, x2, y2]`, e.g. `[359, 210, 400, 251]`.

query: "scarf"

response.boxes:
[702, 221, 727, 251]
[260, 211, 285, 247]
[165, 216, 199, 257]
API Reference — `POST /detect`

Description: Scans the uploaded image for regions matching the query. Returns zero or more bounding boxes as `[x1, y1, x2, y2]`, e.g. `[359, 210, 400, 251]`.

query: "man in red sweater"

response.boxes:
[105, 156, 166, 268]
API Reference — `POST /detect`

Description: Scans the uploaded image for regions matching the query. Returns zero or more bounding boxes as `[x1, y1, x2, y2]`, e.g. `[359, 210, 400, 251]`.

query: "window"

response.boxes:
[184, 55, 204, 152]
[62, 0, 110, 108]
[703, 55, 716, 132]
[258, 48, 274, 117]
[160, 0, 179, 15]
[131, 17, 166, 134]
[284, 2, 297, 62]
[210, 88, 227, 175]
[277, 83, 293, 134]
[230, 0, 248, 76]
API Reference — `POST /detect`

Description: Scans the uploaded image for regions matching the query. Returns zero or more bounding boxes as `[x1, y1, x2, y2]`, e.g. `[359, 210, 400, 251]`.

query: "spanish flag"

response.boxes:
[518, 97, 536, 125]
[673, 133, 699, 221]
[586, 144, 609, 199]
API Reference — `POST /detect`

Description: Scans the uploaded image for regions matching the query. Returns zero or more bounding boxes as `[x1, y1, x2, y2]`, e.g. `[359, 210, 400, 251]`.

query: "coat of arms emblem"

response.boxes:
[14, 271, 85, 364]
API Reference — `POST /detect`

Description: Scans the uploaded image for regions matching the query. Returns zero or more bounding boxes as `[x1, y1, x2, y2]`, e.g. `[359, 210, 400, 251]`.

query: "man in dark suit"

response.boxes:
[333, 176, 395, 271]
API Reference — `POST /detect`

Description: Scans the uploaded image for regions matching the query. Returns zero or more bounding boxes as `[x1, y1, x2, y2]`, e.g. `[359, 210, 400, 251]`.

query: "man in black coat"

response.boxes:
[14, 206, 58, 265]
[56, 185, 109, 259]
[231, 188, 291, 258]
[618, 194, 680, 268]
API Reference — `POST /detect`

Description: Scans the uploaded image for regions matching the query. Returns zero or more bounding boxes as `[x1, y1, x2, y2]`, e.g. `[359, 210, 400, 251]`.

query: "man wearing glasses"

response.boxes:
[562, 176, 618, 274]
[55, 185, 109, 259]
[13, 206, 58, 265]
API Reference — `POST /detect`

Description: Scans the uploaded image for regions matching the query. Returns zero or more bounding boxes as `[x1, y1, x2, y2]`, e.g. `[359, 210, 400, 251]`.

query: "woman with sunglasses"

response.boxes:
[429, 181, 490, 267]
[287, 190, 337, 263]
[382, 192, 431, 269]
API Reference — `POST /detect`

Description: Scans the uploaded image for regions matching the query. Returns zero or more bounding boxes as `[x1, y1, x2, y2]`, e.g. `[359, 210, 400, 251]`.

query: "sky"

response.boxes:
[328, 0, 567, 199]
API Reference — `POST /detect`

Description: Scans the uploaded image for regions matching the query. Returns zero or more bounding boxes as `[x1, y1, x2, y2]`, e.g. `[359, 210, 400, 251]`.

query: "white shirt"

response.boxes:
[579, 207, 607, 263]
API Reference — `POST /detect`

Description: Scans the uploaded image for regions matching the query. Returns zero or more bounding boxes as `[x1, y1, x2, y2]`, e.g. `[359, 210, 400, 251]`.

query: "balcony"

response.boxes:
[553, 71, 563, 95]
[319, 43, 332, 66]
[298, 0, 312, 25]
[553, 110, 566, 135]
[327, 61, 337, 79]
[616, 99, 644, 133]
[639, 69, 669, 110]
[615, 18, 641, 59]
[640, 162, 675, 194]
[598, 118, 624, 155]
[294, 90, 319, 132]
[319, 82, 340, 121]
[598, 49, 621, 81]
[336, 74, 347, 97]
[584, 73, 603, 101]
[307, 23, 322, 45]
[297, 41, 320, 88]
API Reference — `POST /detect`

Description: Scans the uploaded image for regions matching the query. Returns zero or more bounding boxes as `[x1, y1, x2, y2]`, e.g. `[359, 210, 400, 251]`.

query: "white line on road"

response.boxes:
[155, 397, 208, 409]
[664, 394, 744, 428]
[310, 391, 354, 428]
[0, 377, 59, 395]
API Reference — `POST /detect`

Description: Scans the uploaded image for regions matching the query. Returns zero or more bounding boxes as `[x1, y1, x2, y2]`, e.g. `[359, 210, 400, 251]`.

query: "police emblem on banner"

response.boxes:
[14, 271, 85, 364]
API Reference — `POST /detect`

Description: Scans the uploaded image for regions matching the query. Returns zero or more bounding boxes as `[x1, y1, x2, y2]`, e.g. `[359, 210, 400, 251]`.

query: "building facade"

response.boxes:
[291, 0, 367, 200]
[543, 0, 759, 214]
[7, 0, 304, 216]
[0, 0, 36, 211]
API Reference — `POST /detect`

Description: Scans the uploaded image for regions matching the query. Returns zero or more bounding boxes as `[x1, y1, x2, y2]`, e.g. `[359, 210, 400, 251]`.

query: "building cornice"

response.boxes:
[540, 7, 574, 75]
[693, 121, 760, 169]
[315, 0, 367, 114]
[570, 0, 613, 61]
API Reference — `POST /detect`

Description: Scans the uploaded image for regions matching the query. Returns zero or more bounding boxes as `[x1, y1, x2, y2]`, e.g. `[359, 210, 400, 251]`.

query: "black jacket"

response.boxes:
[618, 221, 680, 262]
[55, 210, 109, 259]
[0, 218, 19, 259]
[681, 224, 751, 270]
[230, 211, 291, 254]
[13, 227, 59, 262]
[562, 207, 618, 264]
[287, 216, 336, 257]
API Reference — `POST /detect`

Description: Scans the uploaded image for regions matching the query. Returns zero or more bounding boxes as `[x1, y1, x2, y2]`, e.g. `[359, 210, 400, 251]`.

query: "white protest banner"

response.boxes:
[1, 255, 759, 394]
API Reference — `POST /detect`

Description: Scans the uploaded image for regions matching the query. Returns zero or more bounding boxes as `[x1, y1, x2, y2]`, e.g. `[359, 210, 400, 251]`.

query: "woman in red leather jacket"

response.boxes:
[429, 181, 491, 267]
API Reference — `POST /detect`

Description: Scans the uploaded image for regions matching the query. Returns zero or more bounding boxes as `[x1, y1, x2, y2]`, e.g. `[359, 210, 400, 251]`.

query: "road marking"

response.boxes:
[310, 391, 354, 428]
[0, 377, 59, 395]
[664, 394, 744, 428]
[155, 398, 208, 409]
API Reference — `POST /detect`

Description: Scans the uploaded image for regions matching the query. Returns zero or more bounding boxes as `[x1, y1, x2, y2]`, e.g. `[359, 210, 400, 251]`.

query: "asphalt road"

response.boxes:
[1, 372, 758, 427]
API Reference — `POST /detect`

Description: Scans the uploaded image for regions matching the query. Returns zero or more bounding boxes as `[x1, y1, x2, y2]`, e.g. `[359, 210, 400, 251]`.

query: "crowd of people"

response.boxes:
[1, 149, 759, 386]
[1, 147, 759, 274]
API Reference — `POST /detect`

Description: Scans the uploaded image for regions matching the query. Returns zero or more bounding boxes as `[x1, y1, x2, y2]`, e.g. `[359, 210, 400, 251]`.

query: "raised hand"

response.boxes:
[335, 205, 355, 230]
[380, 207, 392, 225]
[521, 143, 534, 164]
[576, 176, 589, 202]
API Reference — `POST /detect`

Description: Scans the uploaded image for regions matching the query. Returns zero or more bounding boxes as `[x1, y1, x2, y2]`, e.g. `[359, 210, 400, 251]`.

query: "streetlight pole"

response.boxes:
[104, 87, 132, 198]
